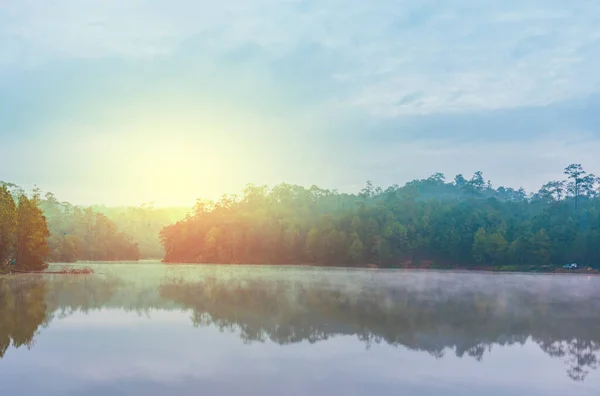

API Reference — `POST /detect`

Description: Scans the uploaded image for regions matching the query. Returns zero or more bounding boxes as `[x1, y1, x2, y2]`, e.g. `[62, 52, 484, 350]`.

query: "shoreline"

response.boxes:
[3, 261, 597, 276]
[160, 261, 600, 275]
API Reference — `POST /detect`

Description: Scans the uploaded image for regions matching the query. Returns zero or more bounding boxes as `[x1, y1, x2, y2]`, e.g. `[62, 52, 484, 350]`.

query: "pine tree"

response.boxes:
[0, 185, 17, 264]
[15, 193, 50, 271]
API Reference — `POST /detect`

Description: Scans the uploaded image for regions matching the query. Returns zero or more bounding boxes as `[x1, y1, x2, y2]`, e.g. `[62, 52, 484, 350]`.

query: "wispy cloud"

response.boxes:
[2, 0, 600, 116]
[1, 1, 600, 204]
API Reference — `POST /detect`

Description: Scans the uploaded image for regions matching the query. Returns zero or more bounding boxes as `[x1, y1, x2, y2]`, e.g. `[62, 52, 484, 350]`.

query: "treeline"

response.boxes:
[160, 164, 600, 268]
[1, 183, 189, 265]
[40, 194, 189, 261]
[41, 193, 140, 262]
[90, 204, 190, 259]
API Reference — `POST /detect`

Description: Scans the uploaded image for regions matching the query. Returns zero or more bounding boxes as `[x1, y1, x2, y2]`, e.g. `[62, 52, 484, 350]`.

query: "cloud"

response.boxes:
[1, 1, 600, 205]
[2, 0, 600, 116]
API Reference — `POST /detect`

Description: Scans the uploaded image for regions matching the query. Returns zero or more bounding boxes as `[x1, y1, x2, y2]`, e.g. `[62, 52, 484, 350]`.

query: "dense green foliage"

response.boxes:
[161, 164, 600, 268]
[3, 164, 599, 268]
[0, 184, 50, 270]
[40, 193, 141, 262]
[1, 183, 189, 263]
[0, 185, 17, 265]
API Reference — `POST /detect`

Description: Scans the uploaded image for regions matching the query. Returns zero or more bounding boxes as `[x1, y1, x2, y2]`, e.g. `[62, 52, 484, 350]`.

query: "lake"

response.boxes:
[1, 262, 599, 395]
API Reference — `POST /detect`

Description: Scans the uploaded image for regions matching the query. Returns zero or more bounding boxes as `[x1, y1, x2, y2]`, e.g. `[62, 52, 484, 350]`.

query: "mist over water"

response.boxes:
[1, 263, 599, 395]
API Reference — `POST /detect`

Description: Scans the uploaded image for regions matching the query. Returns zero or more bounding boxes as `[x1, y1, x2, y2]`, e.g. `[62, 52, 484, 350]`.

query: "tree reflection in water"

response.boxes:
[158, 274, 600, 382]
[1, 270, 599, 382]
[0, 277, 49, 358]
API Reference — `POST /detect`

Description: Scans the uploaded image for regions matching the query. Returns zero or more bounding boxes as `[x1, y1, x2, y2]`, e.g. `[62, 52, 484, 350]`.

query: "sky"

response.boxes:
[1, 0, 600, 207]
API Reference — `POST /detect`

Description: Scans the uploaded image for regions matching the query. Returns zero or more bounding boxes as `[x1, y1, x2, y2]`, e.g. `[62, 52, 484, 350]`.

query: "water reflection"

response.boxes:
[0, 277, 49, 358]
[158, 272, 600, 382]
[1, 267, 600, 385]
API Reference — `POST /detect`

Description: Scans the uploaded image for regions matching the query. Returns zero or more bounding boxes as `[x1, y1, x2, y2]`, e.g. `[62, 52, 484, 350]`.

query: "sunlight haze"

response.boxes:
[2, 0, 600, 205]
[2, 3, 600, 395]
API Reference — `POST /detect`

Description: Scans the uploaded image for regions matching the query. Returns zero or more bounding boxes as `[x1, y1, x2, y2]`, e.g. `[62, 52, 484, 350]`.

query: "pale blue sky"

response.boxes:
[1, 0, 600, 206]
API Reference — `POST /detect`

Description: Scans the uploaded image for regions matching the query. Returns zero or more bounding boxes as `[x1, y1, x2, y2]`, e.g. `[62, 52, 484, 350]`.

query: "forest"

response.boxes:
[160, 164, 600, 269]
[0, 183, 189, 270]
[2, 163, 600, 270]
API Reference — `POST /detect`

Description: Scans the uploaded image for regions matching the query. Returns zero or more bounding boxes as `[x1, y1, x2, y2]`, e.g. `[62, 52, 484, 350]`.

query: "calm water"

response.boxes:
[1, 263, 599, 395]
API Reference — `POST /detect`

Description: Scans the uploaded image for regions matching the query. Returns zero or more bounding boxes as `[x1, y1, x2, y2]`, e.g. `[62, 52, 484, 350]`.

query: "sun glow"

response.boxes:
[60, 105, 279, 207]
[125, 137, 246, 207]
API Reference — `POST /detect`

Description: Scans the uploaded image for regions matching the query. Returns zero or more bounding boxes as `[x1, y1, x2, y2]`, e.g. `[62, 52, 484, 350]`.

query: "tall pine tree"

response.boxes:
[15, 192, 50, 270]
[0, 185, 17, 264]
